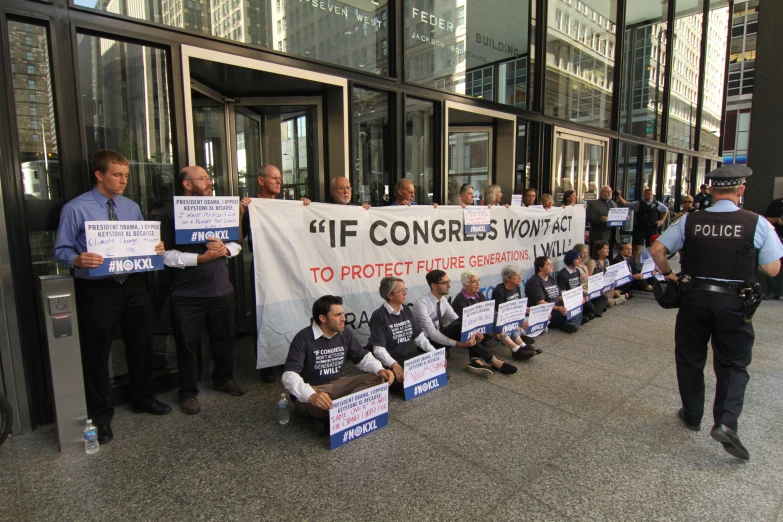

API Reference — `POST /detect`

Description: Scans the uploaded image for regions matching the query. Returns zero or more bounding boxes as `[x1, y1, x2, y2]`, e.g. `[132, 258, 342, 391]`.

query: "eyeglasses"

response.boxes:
[467, 280, 480, 285]
[436, 280, 452, 286]
[390, 288, 408, 294]
[185, 177, 212, 184]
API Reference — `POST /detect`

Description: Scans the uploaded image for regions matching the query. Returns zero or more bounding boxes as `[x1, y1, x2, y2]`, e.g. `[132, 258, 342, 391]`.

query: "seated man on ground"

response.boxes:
[493, 264, 540, 358]
[369, 277, 438, 393]
[450, 270, 518, 376]
[611, 241, 654, 294]
[574, 243, 608, 317]
[556, 250, 595, 323]
[525, 256, 583, 333]
[282, 295, 395, 429]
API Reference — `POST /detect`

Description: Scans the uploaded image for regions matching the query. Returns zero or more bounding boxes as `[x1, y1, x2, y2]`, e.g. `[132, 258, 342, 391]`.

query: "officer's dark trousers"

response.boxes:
[170, 291, 235, 398]
[674, 291, 753, 431]
[75, 275, 155, 425]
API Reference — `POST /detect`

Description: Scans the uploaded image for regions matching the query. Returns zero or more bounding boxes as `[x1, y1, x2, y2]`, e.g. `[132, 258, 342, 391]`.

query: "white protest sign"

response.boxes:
[530, 205, 544, 209]
[641, 258, 656, 279]
[403, 349, 447, 401]
[614, 261, 633, 287]
[561, 287, 584, 320]
[463, 206, 491, 234]
[511, 195, 523, 207]
[460, 300, 495, 342]
[85, 221, 163, 277]
[328, 383, 388, 450]
[173, 196, 240, 244]
[607, 207, 630, 227]
[494, 298, 527, 335]
[587, 272, 604, 300]
[602, 264, 621, 292]
[526, 302, 555, 337]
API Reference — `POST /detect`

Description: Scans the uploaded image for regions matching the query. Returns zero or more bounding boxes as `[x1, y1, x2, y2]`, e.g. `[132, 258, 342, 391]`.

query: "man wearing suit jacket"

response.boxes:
[586, 185, 625, 253]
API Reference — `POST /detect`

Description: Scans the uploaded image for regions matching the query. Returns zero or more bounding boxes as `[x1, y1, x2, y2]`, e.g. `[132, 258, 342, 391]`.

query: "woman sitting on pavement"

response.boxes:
[525, 256, 583, 333]
[451, 270, 518, 376]
[556, 250, 595, 323]
[368, 277, 438, 392]
[492, 264, 541, 359]
[574, 243, 608, 317]
[586, 240, 627, 307]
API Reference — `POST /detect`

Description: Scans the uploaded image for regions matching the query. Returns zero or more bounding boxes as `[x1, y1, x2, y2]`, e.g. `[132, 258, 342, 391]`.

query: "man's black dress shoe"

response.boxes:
[132, 398, 172, 415]
[677, 408, 700, 431]
[97, 424, 113, 444]
[710, 424, 750, 460]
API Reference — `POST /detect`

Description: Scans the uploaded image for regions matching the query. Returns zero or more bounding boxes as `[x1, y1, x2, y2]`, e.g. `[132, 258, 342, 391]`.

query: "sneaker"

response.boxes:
[214, 380, 248, 396]
[180, 396, 201, 415]
[466, 361, 493, 377]
[495, 362, 518, 375]
[512, 347, 537, 360]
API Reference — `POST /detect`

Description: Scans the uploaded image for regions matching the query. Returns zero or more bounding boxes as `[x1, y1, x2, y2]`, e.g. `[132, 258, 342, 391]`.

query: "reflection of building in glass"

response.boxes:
[545, 0, 616, 129]
[699, 6, 729, 156]
[666, 12, 703, 150]
[722, 0, 757, 164]
[210, 0, 268, 46]
[161, 0, 210, 32]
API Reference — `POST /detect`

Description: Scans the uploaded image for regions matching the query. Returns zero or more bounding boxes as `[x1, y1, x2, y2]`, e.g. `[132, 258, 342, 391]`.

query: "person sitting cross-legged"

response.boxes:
[525, 256, 583, 334]
[556, 250, 595, 324]
[493, 264, 540, 358]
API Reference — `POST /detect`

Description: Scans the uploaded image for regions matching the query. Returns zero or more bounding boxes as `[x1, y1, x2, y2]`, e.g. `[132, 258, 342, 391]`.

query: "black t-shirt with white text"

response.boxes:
[525, 274, 561, 304]
[368, 305, 422, 363]
[491, 284, 523, 312]
[556, 268, 580, 292]
[284, 325, 369, 386]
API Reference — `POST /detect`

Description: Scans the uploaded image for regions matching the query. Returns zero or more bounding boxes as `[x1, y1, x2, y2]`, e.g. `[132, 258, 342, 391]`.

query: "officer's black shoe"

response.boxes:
[97, 424, 113, 445]
[259, 367, 275, 383]
[710, 424, 750, 460]
[677, 408, 700, 431]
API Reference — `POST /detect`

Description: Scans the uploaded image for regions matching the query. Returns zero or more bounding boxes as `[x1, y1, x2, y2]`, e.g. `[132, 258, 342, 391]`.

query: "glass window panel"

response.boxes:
[662, 151, 677, 208]
[544, 0, 616, 129]
[405, 97, 435, 205]
[617, 142, 637, 202]
[74, 0, 390, 76]
[77, 34, 175, 218]
[516, 122, 531, 195]
[8, 21, 61, 202]
[667, 0, 704, 150]
[448, 131, 489, 205]
[404, 0, 533, 108]
[680, 156, 693, 206]
[554, 138, 579, 203]
[352, 86, 389, 206]
[642, 147, 658, 196]
[699, 4, 729, 155]
[620, 0, 668, 141]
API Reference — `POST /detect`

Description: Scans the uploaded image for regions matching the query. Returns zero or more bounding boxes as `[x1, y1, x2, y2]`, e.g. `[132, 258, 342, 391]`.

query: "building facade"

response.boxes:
[0, 0, 732, 433]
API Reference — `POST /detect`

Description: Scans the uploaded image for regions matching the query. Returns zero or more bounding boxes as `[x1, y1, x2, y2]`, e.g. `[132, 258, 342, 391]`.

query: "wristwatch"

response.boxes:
[661, 270, 673, 276]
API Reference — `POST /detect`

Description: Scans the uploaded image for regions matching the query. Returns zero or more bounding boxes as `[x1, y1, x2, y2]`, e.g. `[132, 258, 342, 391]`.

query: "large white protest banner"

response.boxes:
[249, 201, 585, 369]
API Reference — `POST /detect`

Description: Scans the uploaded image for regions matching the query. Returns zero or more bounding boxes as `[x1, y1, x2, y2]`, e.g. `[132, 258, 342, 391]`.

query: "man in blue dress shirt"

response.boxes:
[651, 165, 783, 460]
[53, 150, 171, 444]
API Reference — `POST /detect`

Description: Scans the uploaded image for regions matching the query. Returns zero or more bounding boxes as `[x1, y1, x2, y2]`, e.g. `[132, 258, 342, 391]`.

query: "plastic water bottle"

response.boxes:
[84, 419, 99, 454]
[278, 393, 289, 425]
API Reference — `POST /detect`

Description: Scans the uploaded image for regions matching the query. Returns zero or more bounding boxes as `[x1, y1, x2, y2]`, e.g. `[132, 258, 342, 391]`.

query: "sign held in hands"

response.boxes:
[85, 221, 163, 277]
[173, 196, 240, 244]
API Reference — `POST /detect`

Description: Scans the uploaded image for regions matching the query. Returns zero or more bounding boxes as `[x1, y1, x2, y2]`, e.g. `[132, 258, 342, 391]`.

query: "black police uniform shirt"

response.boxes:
[694, 192, 713, 210]
[158, 203, 234, 297]
[765, 198, 783, 239]
[368, 303, 422, 362]
[556, 267, 581, 292]
[284, 324, 370, 387]
[525, 274, 561, 304]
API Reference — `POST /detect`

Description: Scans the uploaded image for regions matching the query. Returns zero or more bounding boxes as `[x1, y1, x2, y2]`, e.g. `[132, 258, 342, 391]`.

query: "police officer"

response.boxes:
[650, 165, 783, 460]
[618, 188, 669, 265]
[693, 184, 713, 210]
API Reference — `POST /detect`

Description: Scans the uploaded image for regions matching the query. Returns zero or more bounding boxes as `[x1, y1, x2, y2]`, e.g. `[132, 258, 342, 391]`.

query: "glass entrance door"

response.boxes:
[552, 128, 609, 204]
[447, 128, 492, 205]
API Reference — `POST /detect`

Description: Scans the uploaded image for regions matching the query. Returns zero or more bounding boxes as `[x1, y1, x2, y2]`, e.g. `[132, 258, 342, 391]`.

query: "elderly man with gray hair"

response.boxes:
[368, 277, 437, 390]
[451, 270, 518, 376]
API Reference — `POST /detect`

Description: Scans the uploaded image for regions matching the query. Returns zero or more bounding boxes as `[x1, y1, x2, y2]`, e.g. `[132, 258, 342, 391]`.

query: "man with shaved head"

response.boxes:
[159, 166, 248, 414]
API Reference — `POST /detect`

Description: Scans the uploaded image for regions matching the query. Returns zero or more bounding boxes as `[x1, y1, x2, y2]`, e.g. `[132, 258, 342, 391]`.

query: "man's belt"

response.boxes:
[690, 279, 742, 297]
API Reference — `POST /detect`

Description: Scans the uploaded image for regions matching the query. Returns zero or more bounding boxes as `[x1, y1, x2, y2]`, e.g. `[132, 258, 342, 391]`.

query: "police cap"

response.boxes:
[706, 164, 752, 187]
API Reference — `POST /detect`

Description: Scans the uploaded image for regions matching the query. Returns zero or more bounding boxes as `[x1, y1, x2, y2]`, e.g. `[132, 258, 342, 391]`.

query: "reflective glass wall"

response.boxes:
[699, 1, 729, 155]
[620, 0, 668, 141]
[75, 0, 390, 76]
[544, 0, 617, 129]
[404, 0, 533, 108]
[405, 97, 436, 204]
[666, 0, 703, 150]
[352, 86, 390, 206]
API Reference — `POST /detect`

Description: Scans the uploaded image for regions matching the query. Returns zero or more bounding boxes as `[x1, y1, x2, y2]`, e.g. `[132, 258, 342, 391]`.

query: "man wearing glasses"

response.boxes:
[414, 270, 493, 375]
[328, 176, 371, 209]
[158, 166, 248, 415]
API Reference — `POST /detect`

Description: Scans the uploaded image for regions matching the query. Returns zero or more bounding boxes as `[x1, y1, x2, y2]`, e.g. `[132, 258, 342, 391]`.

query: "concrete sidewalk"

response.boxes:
[1, 293, 782, 521]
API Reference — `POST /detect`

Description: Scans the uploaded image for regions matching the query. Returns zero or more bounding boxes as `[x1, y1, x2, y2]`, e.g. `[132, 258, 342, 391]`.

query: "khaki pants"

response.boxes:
[295, 374, 384, 420]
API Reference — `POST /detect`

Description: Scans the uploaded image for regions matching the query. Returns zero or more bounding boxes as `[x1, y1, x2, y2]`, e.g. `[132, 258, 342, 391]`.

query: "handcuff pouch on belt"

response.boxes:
[653, 276, 681, 309]
[740, 282, 763, 323]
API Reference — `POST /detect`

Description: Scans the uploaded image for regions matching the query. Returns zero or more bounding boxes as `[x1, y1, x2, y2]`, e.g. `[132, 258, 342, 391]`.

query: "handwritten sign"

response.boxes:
[173, 196, 240, 244]
[403, 349, 447, 401]
[85, 221, 163, 277]
[511, 195, 522, 207]
[460, 300, 495, 342]
[329, 383, 388, 450]
[463, 206, 491, 234]
[562, 287, 584, 320]
[526, 302, 554, 337]
[587, 273, 604, 300]
[641, 258, 657, 279]
[602, 264, 620, 292]
[494, 298, 527, 335]
[614, 262, 633, 287]
[607, 207, 630, 227]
